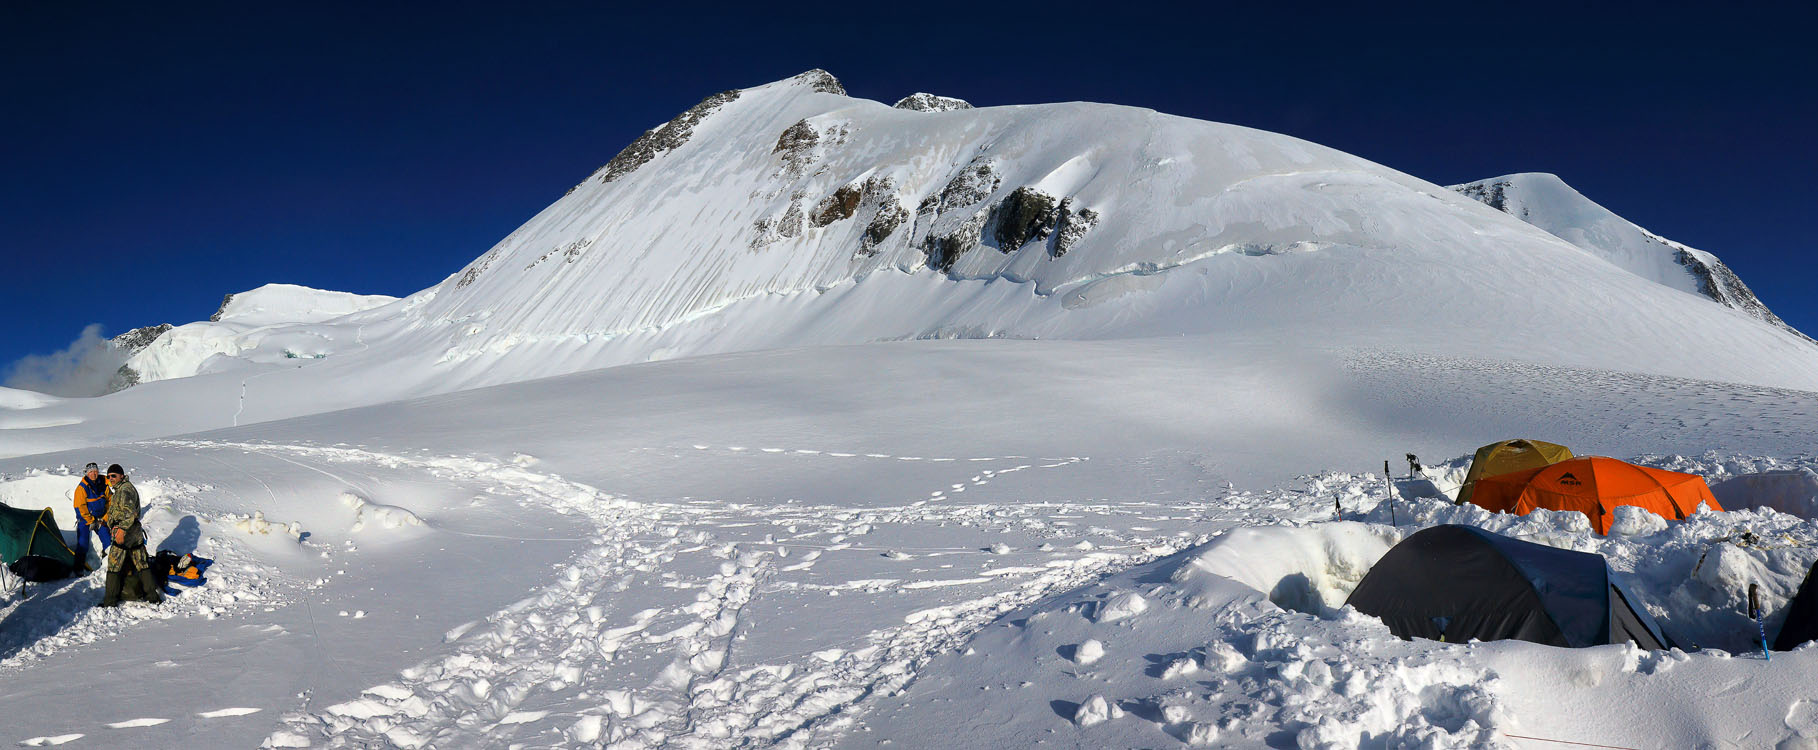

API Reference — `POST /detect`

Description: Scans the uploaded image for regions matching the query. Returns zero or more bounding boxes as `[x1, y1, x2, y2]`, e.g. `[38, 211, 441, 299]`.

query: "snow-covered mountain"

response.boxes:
[1451, 172, 1800, 336]
[116, 284, 396, 385]
[422, 69, 1814, 387]
[9, 69, 1818, 452]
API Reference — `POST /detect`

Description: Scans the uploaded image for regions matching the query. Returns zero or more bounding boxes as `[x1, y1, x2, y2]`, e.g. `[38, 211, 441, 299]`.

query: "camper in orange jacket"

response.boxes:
[71, 462, 111, 571]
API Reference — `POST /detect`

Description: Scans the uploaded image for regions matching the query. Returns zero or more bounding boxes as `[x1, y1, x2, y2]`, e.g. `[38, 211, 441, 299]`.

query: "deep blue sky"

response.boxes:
[4, 2, 1814, 372]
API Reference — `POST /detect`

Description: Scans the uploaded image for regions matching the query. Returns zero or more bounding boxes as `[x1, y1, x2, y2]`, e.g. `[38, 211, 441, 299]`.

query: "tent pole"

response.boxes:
[1384, 460, 1398, 526]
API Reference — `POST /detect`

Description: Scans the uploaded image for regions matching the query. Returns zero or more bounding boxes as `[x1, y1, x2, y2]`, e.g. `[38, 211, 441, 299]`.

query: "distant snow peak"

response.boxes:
[1450, 173, 1804, 339]
[109, 284, 399, 389]
[893, 93, 973, 112]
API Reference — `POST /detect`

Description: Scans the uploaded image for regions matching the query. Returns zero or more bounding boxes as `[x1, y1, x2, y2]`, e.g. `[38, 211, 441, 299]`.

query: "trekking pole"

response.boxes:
[1384, 460, 1398, 526]
[1749, 583, 1771, 662]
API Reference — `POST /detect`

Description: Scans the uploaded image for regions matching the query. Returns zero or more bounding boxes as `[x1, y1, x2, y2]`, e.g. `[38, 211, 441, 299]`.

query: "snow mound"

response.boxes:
[340, 492, 425, 532]
[226, 510, 304, 540]
[0, 386, 60, 410]
[1711, 469, 1818, 520]
[0, 473, 76, 517]
[1176, 521, 1398, 614]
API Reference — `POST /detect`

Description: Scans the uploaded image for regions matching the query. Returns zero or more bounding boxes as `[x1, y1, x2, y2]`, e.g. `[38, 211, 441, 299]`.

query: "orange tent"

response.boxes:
[1467, 457, 1721, 534]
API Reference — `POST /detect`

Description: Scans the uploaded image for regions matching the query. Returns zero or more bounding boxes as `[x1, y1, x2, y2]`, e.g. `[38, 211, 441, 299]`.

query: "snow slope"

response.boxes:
[1451, 172, 1798, 335]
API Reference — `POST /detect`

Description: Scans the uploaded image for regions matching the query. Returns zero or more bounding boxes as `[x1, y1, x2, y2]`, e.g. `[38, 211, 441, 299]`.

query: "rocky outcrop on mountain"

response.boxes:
[915, 166, 1100, 269]
[592, 89, 741, 185]
[775, 119, 818, 160]
[1053, 199, 1099, 258]
[893, 93, 973, 112]
[991, 187, 1060, 251]
[811, 184, 862, 227]
[104, 365, 140, 394]
[771, 118, 853, 182]
[862, 197, 909, 257]
[209, 295, 235, 322]
[1453, 180, 1524, 219]
[112, 324, 172, 353]
[925, 161, 1001, 213]
[765, 175, 911, 258]
[795, 69, 845, 96]
[103, 324, 173, 394]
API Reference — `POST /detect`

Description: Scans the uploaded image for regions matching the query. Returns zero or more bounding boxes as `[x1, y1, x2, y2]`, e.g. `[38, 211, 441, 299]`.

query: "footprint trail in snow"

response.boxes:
[227, 438, 1300, 748]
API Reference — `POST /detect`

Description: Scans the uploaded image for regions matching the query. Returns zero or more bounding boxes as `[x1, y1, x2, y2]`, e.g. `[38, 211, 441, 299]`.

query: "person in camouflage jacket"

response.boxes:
[99, 464, 161, 606]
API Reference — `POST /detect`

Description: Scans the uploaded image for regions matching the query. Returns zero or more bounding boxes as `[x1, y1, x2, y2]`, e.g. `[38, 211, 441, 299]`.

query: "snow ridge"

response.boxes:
[1450, 173, 1805, 339]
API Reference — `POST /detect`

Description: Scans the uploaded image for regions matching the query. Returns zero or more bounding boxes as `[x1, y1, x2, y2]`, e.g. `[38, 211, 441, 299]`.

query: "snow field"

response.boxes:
[1, 441, 593, 747]
[256, 440, 1228, 748]
[7, 338, 1818, 746]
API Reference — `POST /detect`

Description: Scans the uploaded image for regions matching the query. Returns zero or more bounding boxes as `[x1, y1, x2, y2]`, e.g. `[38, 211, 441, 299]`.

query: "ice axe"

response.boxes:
[1749, 582, 1771, 662]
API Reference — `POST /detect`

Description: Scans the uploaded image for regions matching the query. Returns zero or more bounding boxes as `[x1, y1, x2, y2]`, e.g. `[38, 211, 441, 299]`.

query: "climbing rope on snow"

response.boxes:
[1501, 733, 1640, 749]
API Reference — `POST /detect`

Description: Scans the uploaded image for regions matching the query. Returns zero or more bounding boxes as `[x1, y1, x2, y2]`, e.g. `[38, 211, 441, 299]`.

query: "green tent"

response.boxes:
[1455, 439, 1575, 507]
[0, 502, 77, 581]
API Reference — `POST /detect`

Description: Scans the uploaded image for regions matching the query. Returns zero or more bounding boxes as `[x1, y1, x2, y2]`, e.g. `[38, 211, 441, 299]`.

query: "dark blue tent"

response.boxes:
[1775, 559, 1818, 651]
[1345, 525, 1672, 649]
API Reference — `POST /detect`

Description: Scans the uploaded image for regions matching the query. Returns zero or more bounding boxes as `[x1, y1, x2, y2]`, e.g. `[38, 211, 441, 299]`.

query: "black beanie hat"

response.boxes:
[107, 464, 125, 476]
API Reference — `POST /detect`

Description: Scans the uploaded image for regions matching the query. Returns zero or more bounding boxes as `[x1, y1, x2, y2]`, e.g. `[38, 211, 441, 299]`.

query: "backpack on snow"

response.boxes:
[153, 549, 211, 589]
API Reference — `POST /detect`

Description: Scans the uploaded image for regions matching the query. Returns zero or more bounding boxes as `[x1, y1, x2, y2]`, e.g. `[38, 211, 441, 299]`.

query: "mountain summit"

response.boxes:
[1451, 172, 1799, 337]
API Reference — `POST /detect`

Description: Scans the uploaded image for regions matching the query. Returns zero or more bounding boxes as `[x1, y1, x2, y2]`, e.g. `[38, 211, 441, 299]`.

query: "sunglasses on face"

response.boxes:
[107, 473, 121, 479]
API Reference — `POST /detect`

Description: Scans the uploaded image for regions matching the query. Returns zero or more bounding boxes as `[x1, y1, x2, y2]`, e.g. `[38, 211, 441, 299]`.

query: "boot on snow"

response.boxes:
[99, 572, 124, 607]
[135, 568, 164, 605]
